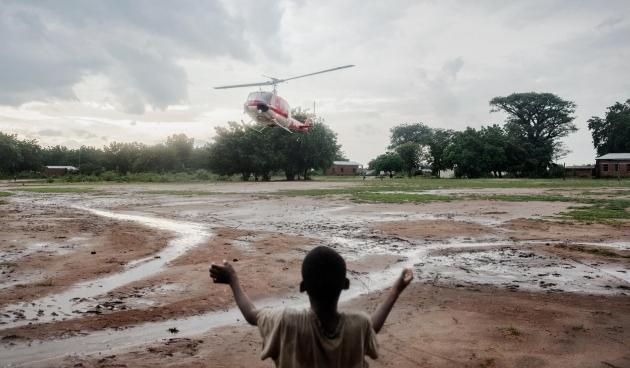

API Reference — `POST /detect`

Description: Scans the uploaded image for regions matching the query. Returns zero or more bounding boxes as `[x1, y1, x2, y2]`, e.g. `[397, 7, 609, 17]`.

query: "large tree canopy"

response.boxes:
[588, 99, 630, 156]
[388, 123, 453, 176]
[207, 110, 341, 181]
[490, 92, 576, 176]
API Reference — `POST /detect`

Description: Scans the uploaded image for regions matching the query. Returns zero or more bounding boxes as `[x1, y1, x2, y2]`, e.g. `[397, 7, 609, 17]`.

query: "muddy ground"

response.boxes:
[0, 181, 629, 368]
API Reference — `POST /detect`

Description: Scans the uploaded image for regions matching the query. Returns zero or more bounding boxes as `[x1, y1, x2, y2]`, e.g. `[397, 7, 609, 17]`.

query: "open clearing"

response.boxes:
[1, 179, 629, 367]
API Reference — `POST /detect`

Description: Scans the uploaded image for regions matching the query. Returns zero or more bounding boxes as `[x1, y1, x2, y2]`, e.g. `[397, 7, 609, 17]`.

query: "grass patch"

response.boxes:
[0, 191, 13, 197]
[471, 194, 574, 202]
[11, 187, 96, 193]
[353, 192, 454, 203]
[141, 190, 218, 196]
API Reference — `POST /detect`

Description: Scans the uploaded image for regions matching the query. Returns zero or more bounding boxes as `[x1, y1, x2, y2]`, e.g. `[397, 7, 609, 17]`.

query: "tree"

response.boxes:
[389, 123, 433, 148]
[444, 128, 487, 178]
[490, 92, 577, 176]
[395, 142, 420, 177]
[479, 125, 508, 177]
[103, 141, 144, 174]
[275, 110, 341, 180]
[588, 99, 630, 156]
[0, 133, 22, 176]
[368, 152, 403, 175]
[426, 128, 454, 177]
[207, 122, 253, 180]
[166, 133, 194, 170]
[388, 123, 453, 177]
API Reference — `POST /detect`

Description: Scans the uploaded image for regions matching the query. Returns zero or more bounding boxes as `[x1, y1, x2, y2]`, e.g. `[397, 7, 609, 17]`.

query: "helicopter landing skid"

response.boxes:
[272, 119, 293, 134]
[241, 120, 267, 133]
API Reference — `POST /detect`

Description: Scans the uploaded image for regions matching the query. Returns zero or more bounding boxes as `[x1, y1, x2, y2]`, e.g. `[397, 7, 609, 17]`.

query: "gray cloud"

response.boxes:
[38, 129, 63, 136]
[0, 0, 284, 113]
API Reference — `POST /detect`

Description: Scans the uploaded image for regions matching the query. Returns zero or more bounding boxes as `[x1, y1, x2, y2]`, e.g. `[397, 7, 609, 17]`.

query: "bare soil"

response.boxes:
[0, 182, 629, 368]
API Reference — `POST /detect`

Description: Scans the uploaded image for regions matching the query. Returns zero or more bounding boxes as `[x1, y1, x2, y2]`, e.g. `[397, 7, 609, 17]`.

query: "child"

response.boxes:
[210, 246, 413, 367]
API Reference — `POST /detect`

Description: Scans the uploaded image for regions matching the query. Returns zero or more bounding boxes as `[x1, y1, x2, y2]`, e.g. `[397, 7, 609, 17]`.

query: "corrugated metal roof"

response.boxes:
[45, 166, 78, 170]
[596, 153, 630, 160]
[332, 160, 362, 166]
[565, 165, 594, 169]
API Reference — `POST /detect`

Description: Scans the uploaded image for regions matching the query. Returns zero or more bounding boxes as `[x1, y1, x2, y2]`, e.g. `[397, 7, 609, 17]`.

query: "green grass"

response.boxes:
[0, 191, 13, 197]
[10, 187, 96, 193]
[470, 194, 575, 202]
[274, 179, 630, 223]
[353, 192, 454, 203]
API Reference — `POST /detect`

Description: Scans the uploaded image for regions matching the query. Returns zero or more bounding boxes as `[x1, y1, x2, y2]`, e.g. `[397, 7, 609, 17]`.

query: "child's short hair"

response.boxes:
[301, 246, 347, 300]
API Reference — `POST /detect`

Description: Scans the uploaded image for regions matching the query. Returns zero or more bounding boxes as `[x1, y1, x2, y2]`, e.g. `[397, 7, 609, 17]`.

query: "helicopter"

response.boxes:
[214, 65, 354, 133]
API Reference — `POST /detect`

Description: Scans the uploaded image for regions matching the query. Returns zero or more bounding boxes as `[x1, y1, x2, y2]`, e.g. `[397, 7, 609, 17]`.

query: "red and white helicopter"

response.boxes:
[214, 65, 354, 133]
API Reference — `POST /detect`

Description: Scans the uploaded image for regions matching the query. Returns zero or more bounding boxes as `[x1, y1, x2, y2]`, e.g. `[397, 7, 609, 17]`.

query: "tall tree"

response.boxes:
[479, 125, 508, 177]
[389, 123, 433, 148]
[395, 142, 420, 177]
[490, 92, 577, 176]
[0, 133, 22, 176]
[389, 123, 453, 176]
[444, 128, 487, 178]
[426, 128, 454, 177]
[588, 99, 630, 156]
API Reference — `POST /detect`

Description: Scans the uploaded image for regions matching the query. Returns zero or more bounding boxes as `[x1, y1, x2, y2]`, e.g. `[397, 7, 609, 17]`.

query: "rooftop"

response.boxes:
[45, 166, 79, 170]
[332, 160, 362, 166]
[565, 165, 594, 169]
[596, 153, 630, 160]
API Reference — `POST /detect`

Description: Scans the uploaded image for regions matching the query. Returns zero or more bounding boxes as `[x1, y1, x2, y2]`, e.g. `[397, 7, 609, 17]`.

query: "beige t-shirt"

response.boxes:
[257, 307, 378, 368]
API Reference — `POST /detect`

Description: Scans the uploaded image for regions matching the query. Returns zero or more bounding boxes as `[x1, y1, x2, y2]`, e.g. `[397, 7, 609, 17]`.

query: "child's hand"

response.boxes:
[209, 260, 238, 285]
[393, 267, 413, 294]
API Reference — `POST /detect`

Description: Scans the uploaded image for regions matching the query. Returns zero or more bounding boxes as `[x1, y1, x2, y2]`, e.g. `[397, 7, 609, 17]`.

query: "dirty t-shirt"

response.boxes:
[257, 307, 378, 368]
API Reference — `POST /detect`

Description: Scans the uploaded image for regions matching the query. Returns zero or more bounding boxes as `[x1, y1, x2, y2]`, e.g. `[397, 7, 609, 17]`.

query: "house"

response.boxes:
[325, 161, 362, 176]
[595, 153, 630, 178]
[42, 166, 79, 176]
[565, 165, 594, 178]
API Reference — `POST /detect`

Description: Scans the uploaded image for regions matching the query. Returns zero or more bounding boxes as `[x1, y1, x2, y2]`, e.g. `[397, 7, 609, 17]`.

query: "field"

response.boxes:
[1, 178, 629, 367]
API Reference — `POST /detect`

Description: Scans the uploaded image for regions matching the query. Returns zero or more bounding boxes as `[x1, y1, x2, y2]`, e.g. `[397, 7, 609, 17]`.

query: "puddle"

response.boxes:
[0, 208, 211, 329]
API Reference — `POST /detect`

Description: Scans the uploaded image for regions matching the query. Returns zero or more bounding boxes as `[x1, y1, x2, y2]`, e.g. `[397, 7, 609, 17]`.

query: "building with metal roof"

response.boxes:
[325, 161, 363, 176]
[595, 153, 630, 178]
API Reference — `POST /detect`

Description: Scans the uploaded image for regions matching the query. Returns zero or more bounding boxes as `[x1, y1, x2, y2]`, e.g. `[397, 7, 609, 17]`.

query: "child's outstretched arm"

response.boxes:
[209, 260, 258, 326]
[370, 267, 413, 333]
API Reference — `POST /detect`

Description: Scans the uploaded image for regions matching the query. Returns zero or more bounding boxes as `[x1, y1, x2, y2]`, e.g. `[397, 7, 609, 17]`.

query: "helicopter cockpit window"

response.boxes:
[247, 92, 272, 104]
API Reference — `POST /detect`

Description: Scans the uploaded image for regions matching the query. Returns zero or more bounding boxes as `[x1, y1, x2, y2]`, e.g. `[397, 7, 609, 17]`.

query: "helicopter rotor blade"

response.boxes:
[213, 81, 275, 89]
[213, 64, 354, 89]
[277, 64, 355, 83]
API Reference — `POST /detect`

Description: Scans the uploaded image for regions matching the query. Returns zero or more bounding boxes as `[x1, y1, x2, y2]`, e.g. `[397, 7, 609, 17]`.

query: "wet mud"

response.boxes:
[0, 183, 629, 367]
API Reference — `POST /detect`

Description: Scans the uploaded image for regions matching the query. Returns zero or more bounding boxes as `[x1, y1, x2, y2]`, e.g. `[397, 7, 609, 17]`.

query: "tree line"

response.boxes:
[0, 110, 342, 181]
[370, 93, 630, 178]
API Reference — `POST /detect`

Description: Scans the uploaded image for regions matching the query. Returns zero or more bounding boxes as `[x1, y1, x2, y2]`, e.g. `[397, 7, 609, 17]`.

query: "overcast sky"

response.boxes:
[1, 0, 629, 165]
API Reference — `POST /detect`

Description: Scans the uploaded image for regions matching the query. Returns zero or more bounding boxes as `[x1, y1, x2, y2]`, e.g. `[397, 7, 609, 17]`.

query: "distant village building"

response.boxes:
[565, 165, 594, 178]
[325, 161, 362, 176]
[595, 153, 630, 178]
[42, 166, 79, 176]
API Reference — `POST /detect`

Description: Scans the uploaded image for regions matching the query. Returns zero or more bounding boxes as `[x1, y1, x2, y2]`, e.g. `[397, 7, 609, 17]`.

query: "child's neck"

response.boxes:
[310, 298, 341, 331]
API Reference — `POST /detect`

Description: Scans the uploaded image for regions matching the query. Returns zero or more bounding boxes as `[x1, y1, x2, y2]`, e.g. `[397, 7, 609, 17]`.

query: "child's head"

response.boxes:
[300, 246, 350, 303]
